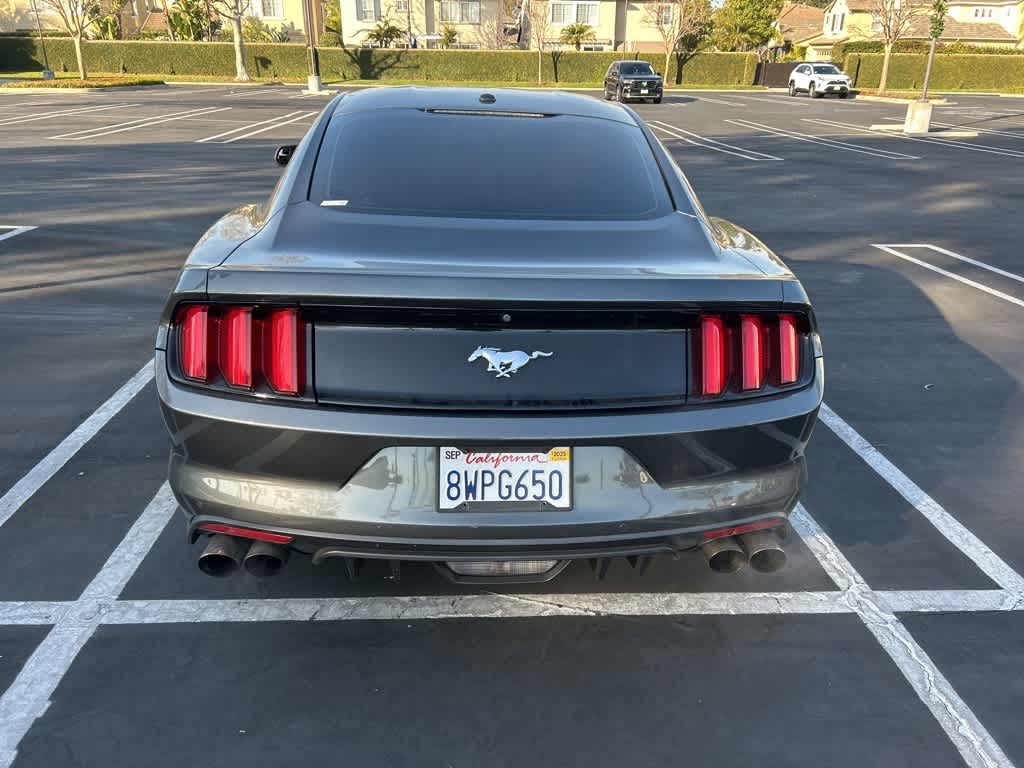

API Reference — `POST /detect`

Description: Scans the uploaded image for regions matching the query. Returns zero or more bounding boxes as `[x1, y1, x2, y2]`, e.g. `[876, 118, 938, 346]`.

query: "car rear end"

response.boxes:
[155, 89, 823, 584]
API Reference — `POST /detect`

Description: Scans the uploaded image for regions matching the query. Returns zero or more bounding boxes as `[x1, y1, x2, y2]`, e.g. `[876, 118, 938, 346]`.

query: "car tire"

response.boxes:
[808, 82, 817, 98]
[653, 96, 662, 104]
[615, 86, 623, 102]
[788, 81, 797, 96]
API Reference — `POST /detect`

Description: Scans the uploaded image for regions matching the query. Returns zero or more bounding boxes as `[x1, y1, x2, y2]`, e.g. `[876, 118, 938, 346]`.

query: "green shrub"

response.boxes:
[834, 39, 1024, 63]
[844, 52, 1024, 91]
[0, 39, 757, 85]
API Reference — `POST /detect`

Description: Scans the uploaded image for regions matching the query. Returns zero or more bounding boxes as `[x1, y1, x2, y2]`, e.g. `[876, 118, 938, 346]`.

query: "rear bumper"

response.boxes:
[157, 352, 823, 552]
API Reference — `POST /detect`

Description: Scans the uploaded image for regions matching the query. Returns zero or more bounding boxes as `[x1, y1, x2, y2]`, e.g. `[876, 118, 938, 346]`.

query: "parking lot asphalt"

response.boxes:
[1, 84, 1023, 768]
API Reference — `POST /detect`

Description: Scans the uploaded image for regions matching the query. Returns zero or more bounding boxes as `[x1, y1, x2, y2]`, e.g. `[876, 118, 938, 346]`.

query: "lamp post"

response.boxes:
[301, 0, 326, 92]
[29, 0, 54, 80]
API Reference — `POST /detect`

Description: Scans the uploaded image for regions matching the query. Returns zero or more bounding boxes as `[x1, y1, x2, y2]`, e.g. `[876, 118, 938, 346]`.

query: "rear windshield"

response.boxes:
[309, 108, 671, 220]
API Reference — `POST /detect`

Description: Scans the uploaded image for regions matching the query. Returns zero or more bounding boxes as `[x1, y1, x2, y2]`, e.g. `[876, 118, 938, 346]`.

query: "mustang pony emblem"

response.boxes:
[467, 346, 553, 378]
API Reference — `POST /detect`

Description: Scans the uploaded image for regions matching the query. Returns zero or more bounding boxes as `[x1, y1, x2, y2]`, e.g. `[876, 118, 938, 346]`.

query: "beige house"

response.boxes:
[803, 0, 1020, 60]
[338, 0, 511, 48]
[522, 0, 679, 52]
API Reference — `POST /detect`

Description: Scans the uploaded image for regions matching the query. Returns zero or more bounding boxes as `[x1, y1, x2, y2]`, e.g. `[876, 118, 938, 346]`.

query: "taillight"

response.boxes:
[263, 308, 301, 395]
[695, 312, 806, 398]
[700, 315, 727, 396]
[778, 314, 799, 385]
[179, 305, 212, 382]
[220, 307, 253, 389]
[173, 304, 305, 396]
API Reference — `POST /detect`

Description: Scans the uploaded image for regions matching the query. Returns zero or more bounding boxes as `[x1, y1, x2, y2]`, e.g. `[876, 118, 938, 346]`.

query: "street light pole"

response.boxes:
[300, 0, 325, 93]
[920, 35, 936, 102]
[29, 0, 54, 80]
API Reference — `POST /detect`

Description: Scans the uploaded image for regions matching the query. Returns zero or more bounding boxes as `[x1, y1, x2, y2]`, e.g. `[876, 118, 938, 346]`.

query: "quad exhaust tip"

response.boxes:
[738, 530, 787, 573]
[702, 536, 747, 574]
[197, 534, 248, 578]
[243, 540, 290, 578]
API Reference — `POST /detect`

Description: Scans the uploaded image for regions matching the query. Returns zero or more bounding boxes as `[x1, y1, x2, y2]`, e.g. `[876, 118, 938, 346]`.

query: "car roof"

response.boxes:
[333, 86, 639, 125]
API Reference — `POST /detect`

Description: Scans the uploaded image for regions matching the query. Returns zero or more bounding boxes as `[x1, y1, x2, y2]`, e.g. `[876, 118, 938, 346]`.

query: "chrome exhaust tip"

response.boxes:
[702, 536, 747, 574]
[197, 534, 247, 578]
[738, 530, 787, 573]
[243, 540, 290, 579]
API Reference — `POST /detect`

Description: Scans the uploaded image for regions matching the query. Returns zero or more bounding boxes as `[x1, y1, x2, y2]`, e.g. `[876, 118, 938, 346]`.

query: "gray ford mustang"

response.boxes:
[155, 87, 823, 584]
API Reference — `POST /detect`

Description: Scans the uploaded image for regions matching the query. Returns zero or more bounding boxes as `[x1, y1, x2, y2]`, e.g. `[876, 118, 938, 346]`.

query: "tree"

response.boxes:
[209, 0, 253, 80]
[643, 0, 713, 82]
[363, 15, 405, 46]
[93, 0, 130, 39]
[712, 0, 781, 51]
[559, 22, 594, 49]
[168, 0, 213, 40]
[440, 24, 457, 47]
[920, 0, 946, 99]
[873, 0, 926, 94]
[524, 0, 550, 84]
[38, 0, 98, 78]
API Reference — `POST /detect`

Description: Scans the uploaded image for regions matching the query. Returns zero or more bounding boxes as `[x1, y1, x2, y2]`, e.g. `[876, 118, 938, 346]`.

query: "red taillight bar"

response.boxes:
[702, 518, 785, 542]
[700, 315, 727, 396]
[174, 304, 305, 396]
[779, 314, 800, 385]
[220, 306, 253, 389]
[179, 305, 212, 382]
[263, 308, 301, 396]
[739, 314, 764, 391]
[198, 522, 293, 544]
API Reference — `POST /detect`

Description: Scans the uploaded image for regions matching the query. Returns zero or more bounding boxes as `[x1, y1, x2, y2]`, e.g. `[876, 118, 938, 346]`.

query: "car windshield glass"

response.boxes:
[620, 63, 654, 76]
[310, 109, 672, 220]
[813, 65, 841, 74]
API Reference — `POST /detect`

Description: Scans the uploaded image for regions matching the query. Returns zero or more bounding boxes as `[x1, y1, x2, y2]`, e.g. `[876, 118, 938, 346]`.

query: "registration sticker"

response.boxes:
[438, 447, 572, 511]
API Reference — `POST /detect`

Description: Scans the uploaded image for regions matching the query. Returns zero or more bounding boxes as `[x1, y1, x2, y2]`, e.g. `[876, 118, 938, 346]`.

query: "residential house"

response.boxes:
[774, 2, 826, 48]
[338, 0, 511, 48]
[520, 0, 686, 52]
[803, 0, 1019, 60]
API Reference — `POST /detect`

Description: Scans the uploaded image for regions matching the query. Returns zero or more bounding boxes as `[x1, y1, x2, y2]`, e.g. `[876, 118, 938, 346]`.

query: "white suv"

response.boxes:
[789, 63, 852, 99]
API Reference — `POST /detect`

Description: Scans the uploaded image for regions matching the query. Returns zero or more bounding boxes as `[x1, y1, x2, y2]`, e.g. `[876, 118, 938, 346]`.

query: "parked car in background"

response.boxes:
[604, 60, 664, 104]
[789, 63, 852, 98]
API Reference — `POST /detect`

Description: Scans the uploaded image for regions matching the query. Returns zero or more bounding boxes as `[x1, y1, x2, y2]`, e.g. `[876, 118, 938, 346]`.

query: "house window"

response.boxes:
[253, 0, 283, 17]
[656, 3, 672, 26]
[356, 0, 378, 20]
[394, 0, 408, 9]
[550, 1, 597, 24]
[439, 0, 480, 23]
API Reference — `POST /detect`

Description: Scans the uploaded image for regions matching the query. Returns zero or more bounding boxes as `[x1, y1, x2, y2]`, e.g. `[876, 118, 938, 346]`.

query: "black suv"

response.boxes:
[604, 60, 664, 104]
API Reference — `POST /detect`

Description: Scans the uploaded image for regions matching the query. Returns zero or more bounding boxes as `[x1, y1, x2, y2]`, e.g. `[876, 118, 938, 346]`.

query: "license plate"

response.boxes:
[438, 447, 572, 511]
[640, 89, 649, 95]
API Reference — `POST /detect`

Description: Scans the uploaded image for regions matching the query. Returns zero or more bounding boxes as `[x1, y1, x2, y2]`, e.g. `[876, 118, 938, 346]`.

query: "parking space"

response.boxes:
[1, 86, 1023, 767]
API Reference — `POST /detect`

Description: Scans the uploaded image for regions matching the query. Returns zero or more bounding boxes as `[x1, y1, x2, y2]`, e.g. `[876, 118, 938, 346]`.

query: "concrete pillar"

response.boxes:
[903, 101, 933, 136]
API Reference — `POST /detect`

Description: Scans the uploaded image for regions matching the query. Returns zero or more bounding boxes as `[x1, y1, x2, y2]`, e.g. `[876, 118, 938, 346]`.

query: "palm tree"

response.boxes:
[559, 22, 594, 50]
[364, 16, 405, 47]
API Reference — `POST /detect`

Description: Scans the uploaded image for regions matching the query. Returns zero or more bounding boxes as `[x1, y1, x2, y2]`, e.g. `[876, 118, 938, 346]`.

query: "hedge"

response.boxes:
[844, 52, 1024, 91]
[833, 40, 1024, 61]
[0, 38, 757, 85]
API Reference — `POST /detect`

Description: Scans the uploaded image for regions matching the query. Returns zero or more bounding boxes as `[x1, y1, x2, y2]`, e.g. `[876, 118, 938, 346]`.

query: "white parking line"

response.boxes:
[197, 110, 316, 144]
[931, 120, 1024, 140]
[872, 244, 1024, 310]
[791, 505, 1014, 768]
[49, 106, 232, 140]
[195, 110, 308, 142]
[819, 403, 1024, 592]
[727, 118, 920, 160]
[802, 118, 1024, 159]
[0, 362, 153, 530]
[691, 95, 747, 107]
[651, 121, 783, 161]
[228, 87, 288, 98]
[878, 243, 1024, 285]
[0, 103, 138, 127]
[0, 485, 177, 768]
[0, 226, 36, 243]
